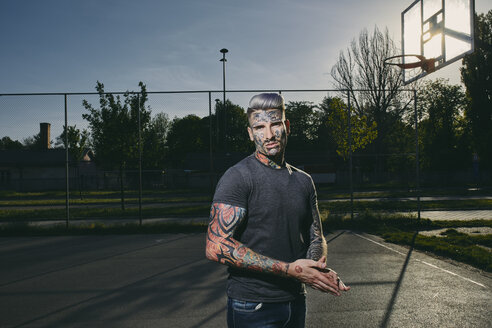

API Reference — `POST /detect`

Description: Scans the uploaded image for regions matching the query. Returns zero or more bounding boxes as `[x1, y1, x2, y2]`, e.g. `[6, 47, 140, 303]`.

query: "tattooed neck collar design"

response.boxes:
[255, 151, 284, 169]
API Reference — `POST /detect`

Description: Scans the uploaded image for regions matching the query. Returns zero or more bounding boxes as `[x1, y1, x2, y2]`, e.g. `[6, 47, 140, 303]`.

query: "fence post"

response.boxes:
[64, 94, 70, 228]
[414, 89, 421, 220]
[209, 92, 214, 197]
[215, 98, 220, 150]
[138, 93, 143, 226]
[347, 91, 354, 220]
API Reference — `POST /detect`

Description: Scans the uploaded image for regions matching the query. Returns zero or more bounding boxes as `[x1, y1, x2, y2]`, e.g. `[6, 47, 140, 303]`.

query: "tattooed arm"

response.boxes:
[304, 185, 351, 294]
[305, 191, 327, 261]
[205, 202, 290, 275]
[205, 202, 342, 295]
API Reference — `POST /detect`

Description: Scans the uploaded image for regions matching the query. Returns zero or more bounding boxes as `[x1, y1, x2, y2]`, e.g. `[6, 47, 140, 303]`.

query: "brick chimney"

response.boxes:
[39, 122, 51, 149]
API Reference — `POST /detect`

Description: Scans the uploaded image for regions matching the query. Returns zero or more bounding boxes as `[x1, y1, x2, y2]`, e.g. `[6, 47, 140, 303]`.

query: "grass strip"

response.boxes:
[382, 231, 491, 272]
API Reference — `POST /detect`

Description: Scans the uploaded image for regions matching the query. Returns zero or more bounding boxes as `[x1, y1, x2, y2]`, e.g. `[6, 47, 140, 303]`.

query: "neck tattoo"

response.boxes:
[255, 151, 284, 169]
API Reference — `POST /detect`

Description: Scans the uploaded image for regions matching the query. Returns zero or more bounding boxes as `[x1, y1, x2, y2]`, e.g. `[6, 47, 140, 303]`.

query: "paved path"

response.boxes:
[410, 210, 492, 221]
[0, 232, 490, 327]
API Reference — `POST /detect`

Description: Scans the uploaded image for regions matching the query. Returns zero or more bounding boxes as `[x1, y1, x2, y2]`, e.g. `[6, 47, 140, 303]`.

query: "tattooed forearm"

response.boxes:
[306, 201, 327, 261]
[206, 202, 290, 276]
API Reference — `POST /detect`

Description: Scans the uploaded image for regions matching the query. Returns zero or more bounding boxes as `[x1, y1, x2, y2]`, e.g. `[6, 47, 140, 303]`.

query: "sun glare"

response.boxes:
[402, 0, 473, 78]
[424, 33, 442, 61]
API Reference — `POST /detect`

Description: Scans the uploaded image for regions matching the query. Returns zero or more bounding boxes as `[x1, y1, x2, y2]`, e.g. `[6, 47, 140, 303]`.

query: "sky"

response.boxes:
[1, 0, 490, 141]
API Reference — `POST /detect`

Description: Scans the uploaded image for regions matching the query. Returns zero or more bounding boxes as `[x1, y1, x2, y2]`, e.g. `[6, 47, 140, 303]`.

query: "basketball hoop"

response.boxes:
[384, 54, 437, 84]
[384, 54, 436, 73]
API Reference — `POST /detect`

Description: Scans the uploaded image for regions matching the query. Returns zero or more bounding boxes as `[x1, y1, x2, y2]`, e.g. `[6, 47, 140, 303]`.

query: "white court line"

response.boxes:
[353, 232, 487, 288]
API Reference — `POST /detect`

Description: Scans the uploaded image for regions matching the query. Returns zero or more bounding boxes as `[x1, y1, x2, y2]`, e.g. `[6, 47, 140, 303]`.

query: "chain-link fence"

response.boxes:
[0, 89, 489, 226]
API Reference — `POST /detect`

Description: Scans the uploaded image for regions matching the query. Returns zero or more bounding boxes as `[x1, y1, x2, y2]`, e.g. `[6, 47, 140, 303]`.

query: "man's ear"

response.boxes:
[285, 119, 291, 136]
[247, 126, 254, 141]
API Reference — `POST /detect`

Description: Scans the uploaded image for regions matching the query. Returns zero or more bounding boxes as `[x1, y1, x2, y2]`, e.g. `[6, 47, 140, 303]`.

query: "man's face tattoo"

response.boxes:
[248, 109, 288, 158]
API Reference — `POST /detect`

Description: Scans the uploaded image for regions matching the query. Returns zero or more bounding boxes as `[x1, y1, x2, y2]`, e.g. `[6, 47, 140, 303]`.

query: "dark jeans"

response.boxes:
[227, 295, 306, 328]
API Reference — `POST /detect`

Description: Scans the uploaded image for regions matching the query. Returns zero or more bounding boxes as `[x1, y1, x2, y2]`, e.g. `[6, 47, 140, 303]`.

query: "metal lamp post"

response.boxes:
[220, 48, 228, 152]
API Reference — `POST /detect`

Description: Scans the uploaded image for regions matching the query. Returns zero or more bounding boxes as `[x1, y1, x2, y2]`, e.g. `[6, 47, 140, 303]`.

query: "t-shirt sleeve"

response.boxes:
[304, 175, 317, 226]
[212, 166, 249, 209]
[308, 176, 318, 210]
[296, 169, 317, 211]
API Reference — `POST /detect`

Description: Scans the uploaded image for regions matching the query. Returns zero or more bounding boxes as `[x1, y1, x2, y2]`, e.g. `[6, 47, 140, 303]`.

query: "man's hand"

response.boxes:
[287, 256, 350, 296]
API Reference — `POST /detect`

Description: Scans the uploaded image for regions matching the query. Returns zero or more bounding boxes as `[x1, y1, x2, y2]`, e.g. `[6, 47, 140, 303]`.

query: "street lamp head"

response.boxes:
[220, 48, 228, 54]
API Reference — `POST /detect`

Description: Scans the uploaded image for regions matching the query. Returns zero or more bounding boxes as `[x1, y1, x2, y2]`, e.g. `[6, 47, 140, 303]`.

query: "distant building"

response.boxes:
[0, 149, 93, 191]
[0, 123, 97, 191]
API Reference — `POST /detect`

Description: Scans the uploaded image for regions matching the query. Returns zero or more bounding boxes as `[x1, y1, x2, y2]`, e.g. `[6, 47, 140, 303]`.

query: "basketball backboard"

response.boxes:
[401, 0, 475, 84]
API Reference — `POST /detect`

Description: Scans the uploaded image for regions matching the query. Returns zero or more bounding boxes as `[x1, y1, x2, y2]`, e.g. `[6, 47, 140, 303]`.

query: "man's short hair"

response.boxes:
[247, 93, 286, 123]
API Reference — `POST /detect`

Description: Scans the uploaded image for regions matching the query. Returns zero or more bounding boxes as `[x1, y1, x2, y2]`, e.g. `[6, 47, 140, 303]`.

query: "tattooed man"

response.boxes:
[206, 93, 349, 328]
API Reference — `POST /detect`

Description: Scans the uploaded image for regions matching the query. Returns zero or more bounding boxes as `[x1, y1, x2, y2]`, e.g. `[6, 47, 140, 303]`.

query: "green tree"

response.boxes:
[165, 100, 250, 168]
[166, 114, 204, 167]
[0, 136, 24, 150]
[313, 102, 338, 154]
[319, 97, 377, 160]
[55, 125, 89, 162]
[384, 119, 415, 174]
[331, 26, 412, 173]
[143, 112, 170, 169]
[82, 81, 151, 209]
[460, 10, 492, 169]
[212, 100, 250, 153]
[285, 101, 320, 151]
[22, 133, 51, 150]
[418, 79, 469, 171]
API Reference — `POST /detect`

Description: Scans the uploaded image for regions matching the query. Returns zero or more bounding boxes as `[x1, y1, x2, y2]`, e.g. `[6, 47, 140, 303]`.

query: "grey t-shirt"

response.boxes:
[212, 153, 317, 302]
